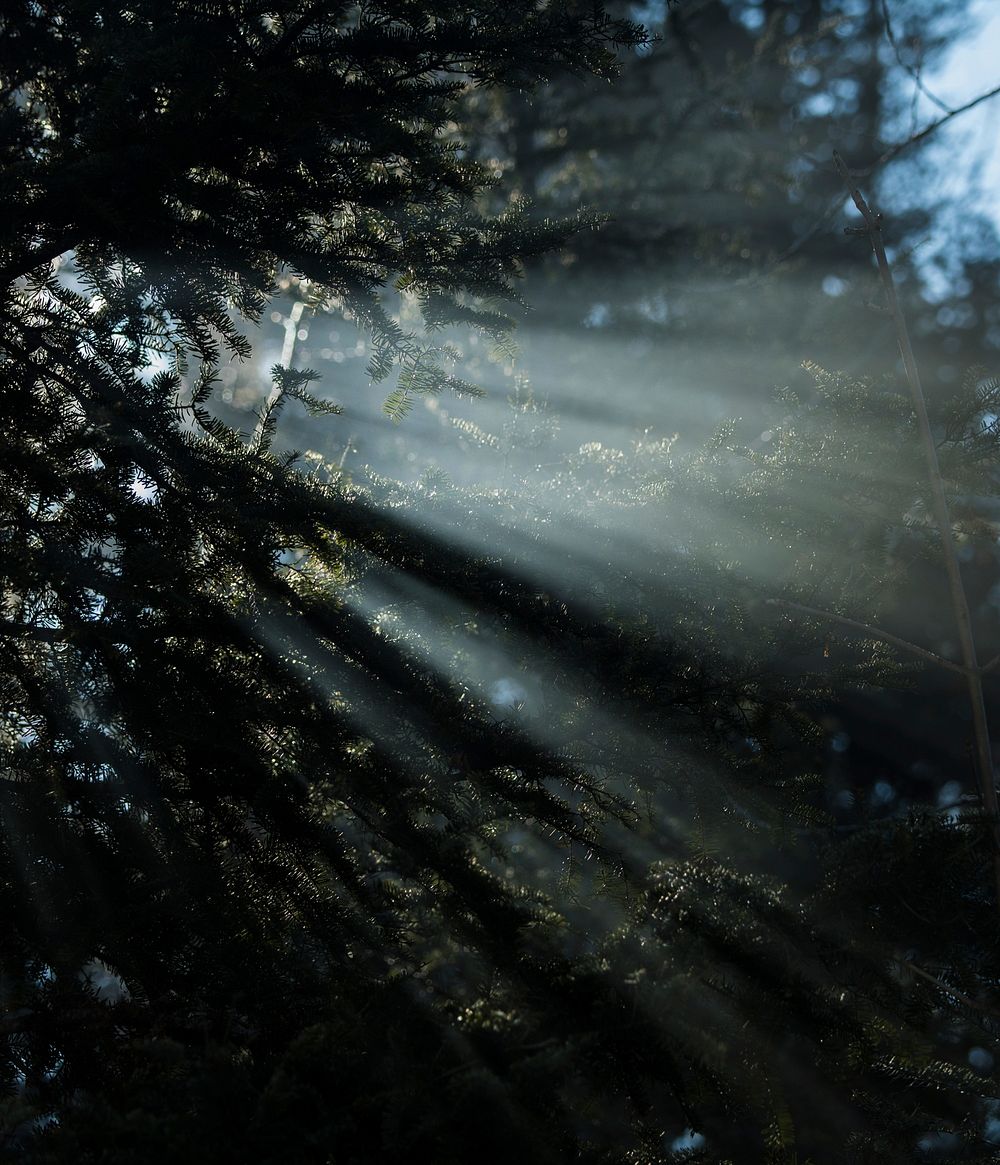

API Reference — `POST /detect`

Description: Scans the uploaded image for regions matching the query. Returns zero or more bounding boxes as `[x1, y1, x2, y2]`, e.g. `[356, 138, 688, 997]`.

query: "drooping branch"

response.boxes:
[764, 597, 968, 676]
[0, 620, 69, 644]
[0, 234, 76, 288]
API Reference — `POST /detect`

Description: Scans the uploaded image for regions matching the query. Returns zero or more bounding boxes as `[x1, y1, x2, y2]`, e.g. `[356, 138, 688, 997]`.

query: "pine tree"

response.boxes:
[2, 4, 998, 1163]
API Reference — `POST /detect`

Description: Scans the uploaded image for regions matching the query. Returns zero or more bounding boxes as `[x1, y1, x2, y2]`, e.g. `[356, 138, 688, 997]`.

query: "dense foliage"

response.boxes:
[2, 2, 1000, 1162]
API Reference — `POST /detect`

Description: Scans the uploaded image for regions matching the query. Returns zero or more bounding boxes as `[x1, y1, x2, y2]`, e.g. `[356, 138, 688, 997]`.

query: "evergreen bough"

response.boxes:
[1, 3, 998, 1162]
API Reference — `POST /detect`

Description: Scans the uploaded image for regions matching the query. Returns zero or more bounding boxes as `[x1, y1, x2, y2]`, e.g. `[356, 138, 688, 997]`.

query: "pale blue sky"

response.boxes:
[926, 0, 1000, 228]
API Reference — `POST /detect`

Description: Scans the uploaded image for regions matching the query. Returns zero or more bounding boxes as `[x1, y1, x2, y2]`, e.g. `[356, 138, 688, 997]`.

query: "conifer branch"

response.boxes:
[0, 621, 68, 644]
[899, 959, 1000, 1021]
[0, 235, 76, 287]
[250, 387, 287, 456]
[764, 598, 968, 675]
[834, 151, 1000, 907]
[0, 1008, 33, 1037]
[264, 1, 340, 60]
[251, 301, 305, 454]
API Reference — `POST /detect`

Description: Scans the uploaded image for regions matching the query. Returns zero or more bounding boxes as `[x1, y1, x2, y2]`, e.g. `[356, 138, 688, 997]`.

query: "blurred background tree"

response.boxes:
[248, 0, 999, 467]
[249, 0, 1000, 835]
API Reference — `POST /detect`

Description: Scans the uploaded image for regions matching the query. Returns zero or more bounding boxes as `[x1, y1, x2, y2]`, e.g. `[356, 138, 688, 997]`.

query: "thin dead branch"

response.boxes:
[764, 598, 967, 676]
[834, 150, 1000, 908]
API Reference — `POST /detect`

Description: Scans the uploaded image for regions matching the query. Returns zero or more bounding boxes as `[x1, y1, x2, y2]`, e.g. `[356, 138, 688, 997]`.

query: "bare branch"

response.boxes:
[764, 598, 967, 675]
[835, 151, 1000, 908]
[869, 80, 1000, 174]
[899, 959, 1000, 1021]
[880, 0, 953, 116]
